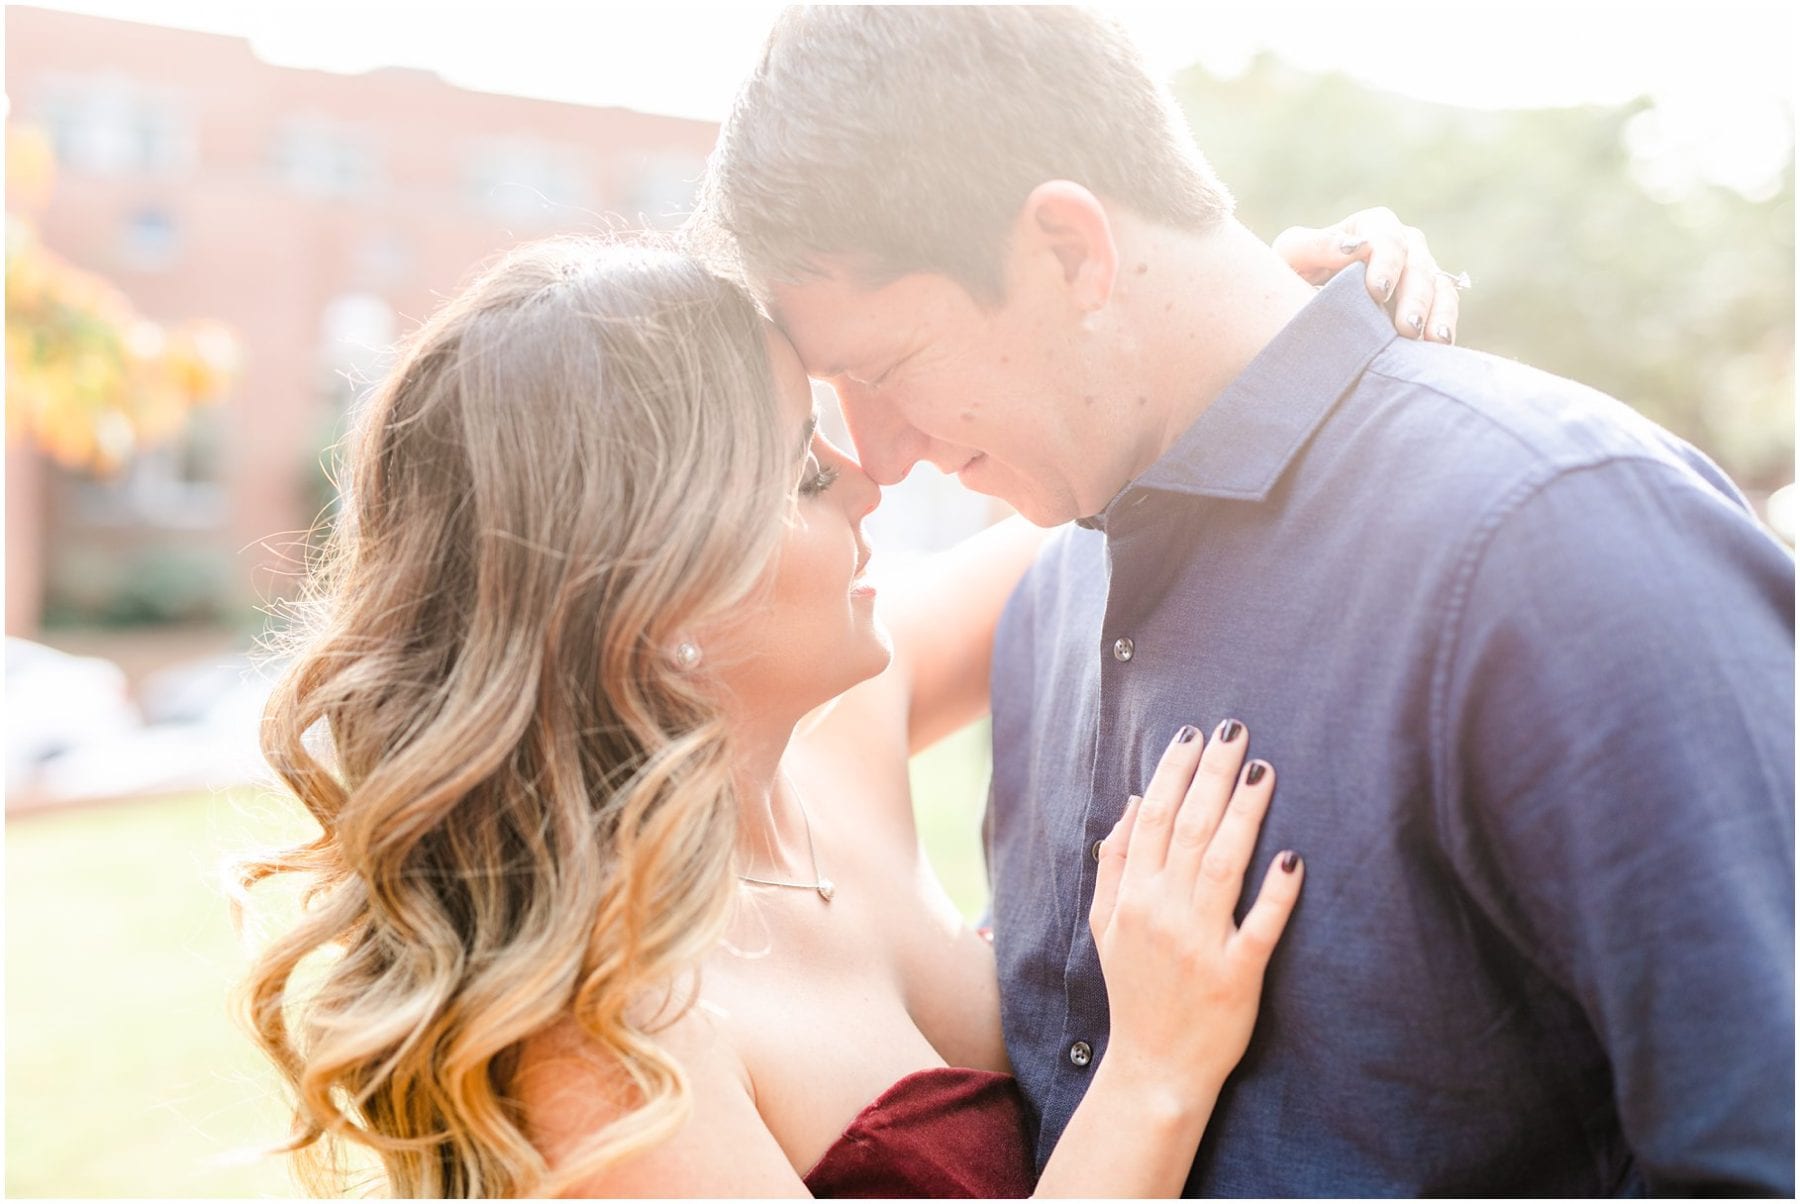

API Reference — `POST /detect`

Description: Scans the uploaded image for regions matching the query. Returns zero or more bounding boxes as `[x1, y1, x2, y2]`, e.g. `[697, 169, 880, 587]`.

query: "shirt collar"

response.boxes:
[1121, 262, 1397, 507]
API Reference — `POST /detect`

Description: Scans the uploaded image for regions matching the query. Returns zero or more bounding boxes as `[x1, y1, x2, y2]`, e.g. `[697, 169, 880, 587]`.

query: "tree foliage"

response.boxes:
[1176, 58, 1794, 491]
[5, 123, 238, 474]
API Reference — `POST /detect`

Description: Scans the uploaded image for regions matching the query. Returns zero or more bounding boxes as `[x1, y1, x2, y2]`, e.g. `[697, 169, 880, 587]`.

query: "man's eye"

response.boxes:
[857, 354, 909, 392]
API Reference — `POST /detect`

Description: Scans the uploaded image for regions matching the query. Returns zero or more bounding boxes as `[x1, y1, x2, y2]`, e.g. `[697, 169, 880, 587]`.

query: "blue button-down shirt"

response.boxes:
[987, 265, 1795, 1196]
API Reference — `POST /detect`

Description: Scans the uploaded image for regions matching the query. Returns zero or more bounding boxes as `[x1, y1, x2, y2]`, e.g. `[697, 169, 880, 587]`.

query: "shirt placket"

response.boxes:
[1039, 507, 1154, 1158]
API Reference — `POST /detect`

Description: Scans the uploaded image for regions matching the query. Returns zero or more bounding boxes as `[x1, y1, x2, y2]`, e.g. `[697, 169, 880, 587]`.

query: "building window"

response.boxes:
[463, 137, 591, 222]
[627, 152, 707, 227]
[36, 74, 192, 175]
[120, 207, 178, 270]
[318, 293, 397, 409]
[274, 116, 379, 197]
[71, 405, 226, 529]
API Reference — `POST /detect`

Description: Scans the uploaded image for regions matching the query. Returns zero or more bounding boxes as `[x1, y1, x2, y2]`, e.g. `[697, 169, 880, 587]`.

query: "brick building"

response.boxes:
[5, 6, 722, 635]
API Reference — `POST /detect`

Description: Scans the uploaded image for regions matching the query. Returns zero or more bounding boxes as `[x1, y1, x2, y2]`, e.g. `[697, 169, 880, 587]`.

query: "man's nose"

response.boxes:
[836, 380, 927, 487]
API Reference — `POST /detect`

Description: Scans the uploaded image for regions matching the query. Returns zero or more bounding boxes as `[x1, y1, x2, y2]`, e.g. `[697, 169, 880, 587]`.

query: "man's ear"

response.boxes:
[1010, 180, 1119, 313]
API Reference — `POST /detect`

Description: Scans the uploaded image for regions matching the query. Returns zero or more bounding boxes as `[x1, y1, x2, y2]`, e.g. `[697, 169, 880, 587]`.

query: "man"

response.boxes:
[695, 7, 1794, 1195]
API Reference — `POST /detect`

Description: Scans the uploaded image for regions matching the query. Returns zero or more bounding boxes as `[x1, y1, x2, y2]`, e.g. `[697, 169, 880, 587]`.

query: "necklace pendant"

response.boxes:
[817, 878, 835, 902]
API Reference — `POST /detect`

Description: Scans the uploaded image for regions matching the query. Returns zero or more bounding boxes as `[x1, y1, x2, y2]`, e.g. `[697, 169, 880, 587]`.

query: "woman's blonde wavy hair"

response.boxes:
[233, 237, 792, 1197]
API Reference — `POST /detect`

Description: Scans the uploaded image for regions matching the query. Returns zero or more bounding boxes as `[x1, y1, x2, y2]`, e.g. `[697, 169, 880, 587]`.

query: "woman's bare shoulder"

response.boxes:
[514, 1003, 809, 1198]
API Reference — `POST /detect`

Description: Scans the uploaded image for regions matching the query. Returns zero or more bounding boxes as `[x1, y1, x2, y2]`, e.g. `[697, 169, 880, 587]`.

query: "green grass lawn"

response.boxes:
[4, 723, 991, 1197]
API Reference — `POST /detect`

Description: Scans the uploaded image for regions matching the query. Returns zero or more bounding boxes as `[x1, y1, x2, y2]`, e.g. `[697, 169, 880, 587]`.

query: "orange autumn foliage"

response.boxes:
[5, 122, 238, 474]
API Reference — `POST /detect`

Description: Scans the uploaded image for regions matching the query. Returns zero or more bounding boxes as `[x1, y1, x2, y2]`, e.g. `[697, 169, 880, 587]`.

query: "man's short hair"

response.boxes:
[692, 5, 1235, 304]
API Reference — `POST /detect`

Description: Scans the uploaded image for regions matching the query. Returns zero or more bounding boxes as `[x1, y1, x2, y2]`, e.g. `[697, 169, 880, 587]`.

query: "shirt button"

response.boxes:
[1090, 838, 1105, 862]
[1112, 636, 1135, 662]
[1068, 1040, 1093, 1068]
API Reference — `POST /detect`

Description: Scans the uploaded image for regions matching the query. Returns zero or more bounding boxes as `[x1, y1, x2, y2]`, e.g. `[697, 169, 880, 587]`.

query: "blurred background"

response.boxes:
[4, 1, 1793, 1195]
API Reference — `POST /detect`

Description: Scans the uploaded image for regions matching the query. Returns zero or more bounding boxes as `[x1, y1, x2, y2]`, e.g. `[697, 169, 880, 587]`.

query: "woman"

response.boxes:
[238, 223, 1456, 1197]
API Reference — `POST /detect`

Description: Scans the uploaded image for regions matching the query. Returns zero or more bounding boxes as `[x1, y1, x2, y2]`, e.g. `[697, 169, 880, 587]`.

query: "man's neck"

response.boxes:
[1107, 217, 1319, 480]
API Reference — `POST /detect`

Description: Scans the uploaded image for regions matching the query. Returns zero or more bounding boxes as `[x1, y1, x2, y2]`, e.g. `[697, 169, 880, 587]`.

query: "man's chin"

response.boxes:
[950, 459, 1084, 527]
[1009, 494, 1086, 529]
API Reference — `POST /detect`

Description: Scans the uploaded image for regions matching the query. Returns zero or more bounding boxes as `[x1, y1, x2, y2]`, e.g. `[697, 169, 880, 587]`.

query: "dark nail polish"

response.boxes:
[1175, 724, 1199, 744]
[1218, 719, 1243, 743]
[1280, 850, 1300, 873]
[1246, 761, 1267, 785]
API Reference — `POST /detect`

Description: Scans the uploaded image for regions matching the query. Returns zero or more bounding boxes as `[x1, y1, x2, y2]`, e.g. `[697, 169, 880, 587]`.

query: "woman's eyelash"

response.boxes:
[800, 463, 840, 497]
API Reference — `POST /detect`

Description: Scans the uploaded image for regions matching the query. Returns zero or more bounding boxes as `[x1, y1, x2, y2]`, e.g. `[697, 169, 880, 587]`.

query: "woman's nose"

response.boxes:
[841, 453, 882, 520]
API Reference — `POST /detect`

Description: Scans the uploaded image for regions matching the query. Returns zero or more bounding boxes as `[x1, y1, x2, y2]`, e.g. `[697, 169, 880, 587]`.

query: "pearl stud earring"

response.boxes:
[673, 640, 702, 671]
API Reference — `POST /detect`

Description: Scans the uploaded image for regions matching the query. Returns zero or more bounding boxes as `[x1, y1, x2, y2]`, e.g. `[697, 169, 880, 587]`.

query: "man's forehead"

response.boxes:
[766, 286, 864, 376]
[767, 276, 897, 377]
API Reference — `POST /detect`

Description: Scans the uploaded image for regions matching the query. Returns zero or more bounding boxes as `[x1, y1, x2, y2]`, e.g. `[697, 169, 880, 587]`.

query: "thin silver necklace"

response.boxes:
[737, 780, 835, 903]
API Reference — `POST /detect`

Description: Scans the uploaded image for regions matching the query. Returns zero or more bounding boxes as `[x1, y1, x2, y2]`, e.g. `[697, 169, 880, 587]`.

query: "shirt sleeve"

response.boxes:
[1431, 456, 1795, 1196]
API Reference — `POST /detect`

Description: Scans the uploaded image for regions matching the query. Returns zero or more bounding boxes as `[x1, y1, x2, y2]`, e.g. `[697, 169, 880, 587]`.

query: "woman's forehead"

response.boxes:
[761, 321, 815, 423]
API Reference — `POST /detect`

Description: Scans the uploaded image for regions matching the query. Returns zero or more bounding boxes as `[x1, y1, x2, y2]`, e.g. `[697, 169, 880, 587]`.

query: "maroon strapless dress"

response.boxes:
[802, 1066, 1037, 1198]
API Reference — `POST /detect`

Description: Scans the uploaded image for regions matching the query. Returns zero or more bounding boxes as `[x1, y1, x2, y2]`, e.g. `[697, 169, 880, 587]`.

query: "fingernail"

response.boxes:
[1408, 313, 1424, 333]
[1127, 794, 1142, 809]
[1375, 276, 1393, 299]
[1280, 850, 1300, 873]
[1175, 724, 1199, 744]
[1246, 761, 1268, 786]
[1434, 324, 1453, 343]
[1217, 718, 1243, 743]
[1338, 236, 1366, 253]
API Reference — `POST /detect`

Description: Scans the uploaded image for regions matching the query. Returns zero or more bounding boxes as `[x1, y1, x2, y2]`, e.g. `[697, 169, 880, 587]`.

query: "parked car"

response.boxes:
[25, 649, 284, 804]
[4, 638, 141, 800]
